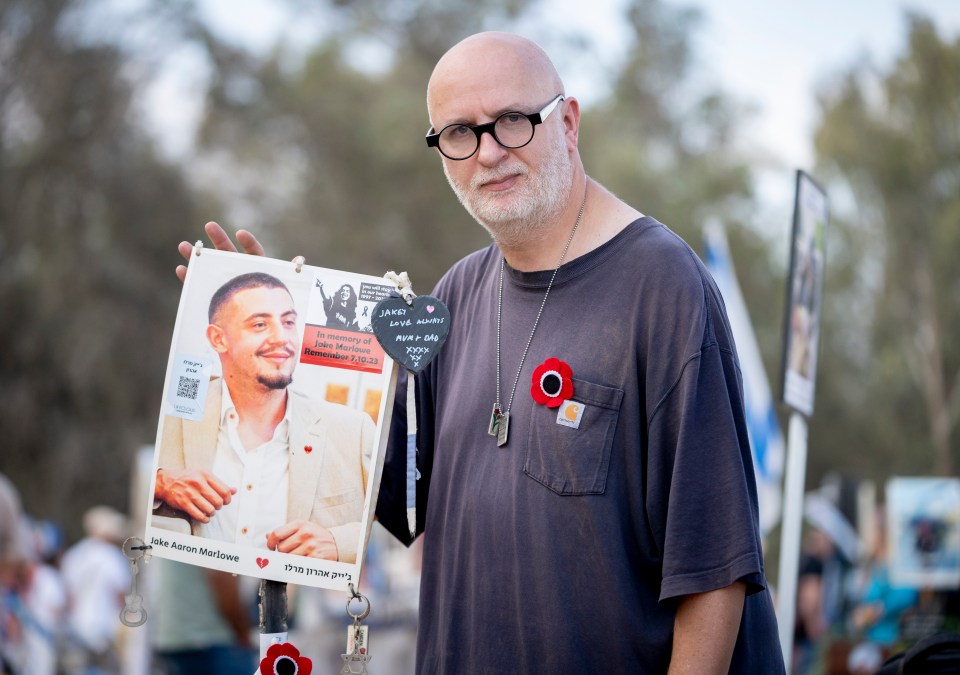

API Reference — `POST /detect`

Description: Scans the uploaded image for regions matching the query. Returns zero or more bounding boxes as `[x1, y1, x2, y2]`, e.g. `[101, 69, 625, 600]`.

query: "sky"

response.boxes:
[148, 0, 960, 215]
[691, 0, 960, 166]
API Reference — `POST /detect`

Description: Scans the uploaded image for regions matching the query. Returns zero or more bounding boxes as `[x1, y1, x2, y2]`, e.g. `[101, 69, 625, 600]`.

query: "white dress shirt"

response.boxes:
[197, 384, 290, 549]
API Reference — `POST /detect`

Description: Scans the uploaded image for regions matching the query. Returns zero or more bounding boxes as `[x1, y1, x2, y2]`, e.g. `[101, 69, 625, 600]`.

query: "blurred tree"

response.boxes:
[191, 0, 536, 291]
[193, 0, 769, 294]
[0, 0, 207, 529]
[579, 0, 757, 243]
[1, 0, 782, 535]
[577, 0, 787, 386]
[813, 14, 960, 477]
[577, 0, 789, 416]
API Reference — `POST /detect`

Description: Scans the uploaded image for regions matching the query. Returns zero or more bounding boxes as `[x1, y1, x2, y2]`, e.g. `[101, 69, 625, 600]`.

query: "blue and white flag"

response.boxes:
[704, 221, 784, 536]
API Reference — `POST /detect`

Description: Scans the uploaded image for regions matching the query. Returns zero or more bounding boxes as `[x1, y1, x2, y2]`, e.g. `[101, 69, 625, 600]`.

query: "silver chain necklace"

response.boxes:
[489, 187, 587, 447]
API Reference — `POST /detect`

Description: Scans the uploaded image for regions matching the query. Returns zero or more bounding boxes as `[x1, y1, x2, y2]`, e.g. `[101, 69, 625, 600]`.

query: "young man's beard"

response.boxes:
[258, 373, 293, 390]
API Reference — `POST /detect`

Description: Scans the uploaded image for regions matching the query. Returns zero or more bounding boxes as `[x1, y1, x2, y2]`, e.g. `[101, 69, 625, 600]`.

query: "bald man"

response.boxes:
[181, 31, 784, 675]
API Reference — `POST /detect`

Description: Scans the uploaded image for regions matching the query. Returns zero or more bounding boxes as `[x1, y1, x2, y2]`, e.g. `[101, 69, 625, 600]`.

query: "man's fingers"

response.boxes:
[267, 522, 337, 559]
[287, 542, 312, 557]
[204, 221, 239, 252]
[176, 241, 194, 284]
[266, 521, 304, 551]
[196, 474, 236, 509]
[177, 240, 194, 262]
[174, 223, 267, 284]
[265, 531, 287, 551]
[183, 495, 218, 523]
[235, 229, 266, 256]
[208, 478, 237, 505]
[271, 521, 301, 541]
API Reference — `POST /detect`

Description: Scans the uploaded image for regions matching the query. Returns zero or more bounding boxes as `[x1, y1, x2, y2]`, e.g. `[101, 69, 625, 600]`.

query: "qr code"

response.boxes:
[176, 376, 200, 400]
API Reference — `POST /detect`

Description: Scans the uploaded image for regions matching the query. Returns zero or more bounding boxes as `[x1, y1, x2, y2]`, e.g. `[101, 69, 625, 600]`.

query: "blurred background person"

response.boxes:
[60, 506, 130, 675]
[847, 507, 918, 671]
[1, 473, 29, 674]
[794, 527, 843, 674]
[150, 559, 256, 675]
[0, 478, 66, 675]
[15, 518, 67, 675]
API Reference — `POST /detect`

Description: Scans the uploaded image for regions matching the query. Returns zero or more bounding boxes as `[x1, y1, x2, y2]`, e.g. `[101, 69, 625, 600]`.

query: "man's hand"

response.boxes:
[266, 520, 339, 560]
[176, 221, 266, 282]
[154, 468, 237, 523]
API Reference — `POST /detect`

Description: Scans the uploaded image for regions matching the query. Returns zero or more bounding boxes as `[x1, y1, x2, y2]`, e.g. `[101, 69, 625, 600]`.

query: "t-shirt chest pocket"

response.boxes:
[523, 378, 624, 495]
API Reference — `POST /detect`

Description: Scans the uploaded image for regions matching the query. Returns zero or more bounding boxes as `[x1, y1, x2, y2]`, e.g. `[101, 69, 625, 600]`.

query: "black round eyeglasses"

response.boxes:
[425, 95, 564, 160]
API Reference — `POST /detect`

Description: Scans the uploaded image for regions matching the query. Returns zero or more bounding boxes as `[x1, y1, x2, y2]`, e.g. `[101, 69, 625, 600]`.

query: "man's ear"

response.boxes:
[562, 96, 580, 150]
[207, 323, 228, 354]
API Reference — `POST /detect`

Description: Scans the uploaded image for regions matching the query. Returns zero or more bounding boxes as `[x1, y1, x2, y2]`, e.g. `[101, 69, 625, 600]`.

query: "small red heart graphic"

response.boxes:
[426, 305, 435, 313]
[256, 557, 269, 569]
[304, 445, 313, 454]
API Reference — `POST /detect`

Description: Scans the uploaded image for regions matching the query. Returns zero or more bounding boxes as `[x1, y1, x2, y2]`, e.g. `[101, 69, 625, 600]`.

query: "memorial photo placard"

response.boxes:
[145, 248, 397, 591]
[780, 170, 828, 417]
[887, 477, 960, 589]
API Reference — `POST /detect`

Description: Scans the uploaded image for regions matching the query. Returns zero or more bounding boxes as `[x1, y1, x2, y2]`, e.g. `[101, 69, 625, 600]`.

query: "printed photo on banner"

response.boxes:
[146, 248, 397, 591]
[781, 169, 828, 417]
[301, 274, 391, 374]
[887, 477, 960, 590]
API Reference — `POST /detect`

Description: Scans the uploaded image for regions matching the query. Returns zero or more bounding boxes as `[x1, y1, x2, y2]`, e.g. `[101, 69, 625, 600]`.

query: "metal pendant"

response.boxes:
[489, 404, 501, 437]
[489, 405, 509, 446]
[496, 411, 510, 447]
[340, 622, 371, 674]
[341, 585, 372, 674]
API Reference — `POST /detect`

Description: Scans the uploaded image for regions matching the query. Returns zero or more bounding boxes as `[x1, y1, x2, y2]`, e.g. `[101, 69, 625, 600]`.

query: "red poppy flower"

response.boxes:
[531, 357, 573, 408]
[260, 642, 312, 675]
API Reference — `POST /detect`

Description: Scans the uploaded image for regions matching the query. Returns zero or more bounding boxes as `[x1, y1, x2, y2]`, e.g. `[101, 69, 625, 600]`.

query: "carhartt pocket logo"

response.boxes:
[557, 400, 585, 429]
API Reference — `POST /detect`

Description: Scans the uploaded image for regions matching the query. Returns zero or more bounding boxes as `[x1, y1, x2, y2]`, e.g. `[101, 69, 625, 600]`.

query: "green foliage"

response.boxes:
[580, 0, 756, 244]
[18, 0, 920, 533]
[1, 0, 781, 531]
[0, 0, 210, 526]
[191, 1, 538, 291]
[812, 14, 960, 478]
[192, 0, 762, 289]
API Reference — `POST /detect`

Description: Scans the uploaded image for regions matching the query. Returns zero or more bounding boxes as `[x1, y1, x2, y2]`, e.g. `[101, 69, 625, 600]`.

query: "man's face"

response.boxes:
[339, 286, 351, 302]
[441, 112, 572, 234]
[428, 60, 573, 242]
[210, 286, 299, 390]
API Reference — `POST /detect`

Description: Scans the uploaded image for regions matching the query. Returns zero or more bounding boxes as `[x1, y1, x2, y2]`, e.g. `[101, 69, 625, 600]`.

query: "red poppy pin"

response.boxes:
[260, 642, 312, 675]
[531, 357, 574, 408]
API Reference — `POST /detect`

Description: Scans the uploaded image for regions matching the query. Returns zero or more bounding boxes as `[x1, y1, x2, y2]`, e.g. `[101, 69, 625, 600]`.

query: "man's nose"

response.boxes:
[265, 321, 286, 343]
[475, 129, 508, 166]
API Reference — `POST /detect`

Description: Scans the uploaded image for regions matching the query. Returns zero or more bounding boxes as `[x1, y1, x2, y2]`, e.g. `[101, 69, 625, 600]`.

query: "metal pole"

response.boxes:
[776, 412, 809, 674]
[259, 579, 288, 658]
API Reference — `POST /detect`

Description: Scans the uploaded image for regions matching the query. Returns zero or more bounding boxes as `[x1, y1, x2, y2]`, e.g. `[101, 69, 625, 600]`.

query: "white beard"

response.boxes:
[444, 130, 573, 249]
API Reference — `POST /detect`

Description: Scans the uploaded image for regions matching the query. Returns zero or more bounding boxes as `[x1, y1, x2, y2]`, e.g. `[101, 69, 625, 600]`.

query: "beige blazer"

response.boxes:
[156, 378, 374, 563]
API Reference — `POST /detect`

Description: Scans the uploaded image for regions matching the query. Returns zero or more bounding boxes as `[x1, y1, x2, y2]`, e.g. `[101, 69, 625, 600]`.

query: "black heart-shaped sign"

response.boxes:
[371, 295, 451, 373]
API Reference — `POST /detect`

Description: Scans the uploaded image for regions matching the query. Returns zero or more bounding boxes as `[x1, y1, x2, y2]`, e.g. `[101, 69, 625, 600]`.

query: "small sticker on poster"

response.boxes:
[145, 248, 398, 591]
[166, 354, 214, 421]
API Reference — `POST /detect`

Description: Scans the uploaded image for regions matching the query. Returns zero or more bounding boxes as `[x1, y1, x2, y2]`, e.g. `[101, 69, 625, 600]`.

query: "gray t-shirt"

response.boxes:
[377, 217, 785, 673]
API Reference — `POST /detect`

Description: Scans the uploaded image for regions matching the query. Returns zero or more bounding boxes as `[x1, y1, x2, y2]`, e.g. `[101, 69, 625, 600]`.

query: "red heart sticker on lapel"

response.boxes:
[256, 557, 269, 569]
[304, 445, 313, 454]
